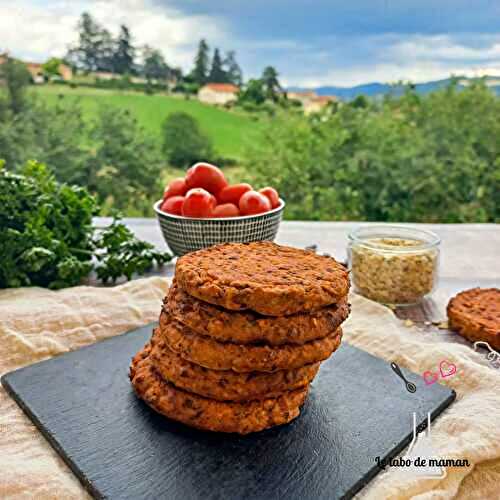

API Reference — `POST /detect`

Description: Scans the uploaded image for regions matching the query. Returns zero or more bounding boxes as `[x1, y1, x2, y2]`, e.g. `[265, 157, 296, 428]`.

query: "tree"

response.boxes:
[261, 66, 282, 101]
[97, 28, 116, 73]
[190, 39, 210, 85]
[0, 57, 31, 114]
[162, 112, 213, 167]
[0, 63, 90, 183]
[0, 85, 90, 183]
[237, 79, 266, 105]
[170, 67, 183, 84]
[141, 45, 170, 83]
[88, 107, 163, 208]
[223, 51, 242, 86]
[42, 57, 63, 78]
[208, 48, 227, 83]
[113, 24, 135, 75]
[66, 12, 106, 72]
[350, 95, 369, 109]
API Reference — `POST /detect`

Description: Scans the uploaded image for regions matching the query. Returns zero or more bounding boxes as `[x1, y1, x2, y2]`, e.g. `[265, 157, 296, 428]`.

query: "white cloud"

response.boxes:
[0, 0, 227, 69]
[388, 35, 500, 62]
[2, 1, 500, 87]
[283, 33, 500, 87]
[0, 0, 82, 61]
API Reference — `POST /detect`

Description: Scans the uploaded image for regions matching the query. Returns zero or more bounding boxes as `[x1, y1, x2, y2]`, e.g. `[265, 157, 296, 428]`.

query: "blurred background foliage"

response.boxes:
[1, 57, 498, 222]
[249, 82, 500, 222]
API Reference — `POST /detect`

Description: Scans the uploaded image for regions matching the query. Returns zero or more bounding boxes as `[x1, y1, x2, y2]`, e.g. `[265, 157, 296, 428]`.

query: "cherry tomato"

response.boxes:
[259, 187, 280, 208]
[217, 183, 253, 204]
[160, 195, 184, 215]
[239, 191, 271, 215]
[182, 188, 216, 218]
[213, 203, 240, 218]
[185, 162, 228, 194]
[163, 178, 187, 199]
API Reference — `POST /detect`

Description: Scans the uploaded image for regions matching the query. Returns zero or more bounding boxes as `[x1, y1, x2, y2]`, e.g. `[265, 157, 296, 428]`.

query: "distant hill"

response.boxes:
[289, 76, 500, 101]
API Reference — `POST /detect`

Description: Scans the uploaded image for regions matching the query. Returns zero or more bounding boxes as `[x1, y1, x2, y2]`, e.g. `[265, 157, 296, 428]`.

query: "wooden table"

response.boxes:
[94, 218, 499, 353]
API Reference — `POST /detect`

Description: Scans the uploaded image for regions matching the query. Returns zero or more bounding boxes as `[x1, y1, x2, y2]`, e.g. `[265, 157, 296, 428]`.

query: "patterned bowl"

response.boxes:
[153, 199, 285, 256]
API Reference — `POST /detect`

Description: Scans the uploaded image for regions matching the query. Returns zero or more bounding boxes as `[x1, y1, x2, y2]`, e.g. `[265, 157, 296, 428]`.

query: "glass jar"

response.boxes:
[347, 226, 440, 305]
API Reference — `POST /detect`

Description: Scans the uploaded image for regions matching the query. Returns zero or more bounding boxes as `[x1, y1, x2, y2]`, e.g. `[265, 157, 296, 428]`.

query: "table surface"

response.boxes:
[93, 218, 499, 345]
[96, 218, 500, 280]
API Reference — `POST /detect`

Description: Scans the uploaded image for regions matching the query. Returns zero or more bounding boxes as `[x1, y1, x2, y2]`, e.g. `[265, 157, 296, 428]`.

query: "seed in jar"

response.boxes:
[350, 237, 438, 304]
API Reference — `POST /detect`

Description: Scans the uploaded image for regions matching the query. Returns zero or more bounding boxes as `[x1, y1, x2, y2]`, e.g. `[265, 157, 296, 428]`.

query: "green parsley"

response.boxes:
[0, 160, 172, 289]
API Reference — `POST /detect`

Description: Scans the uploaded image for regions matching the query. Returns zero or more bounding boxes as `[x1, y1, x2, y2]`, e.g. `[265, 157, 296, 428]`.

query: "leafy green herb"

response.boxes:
[0, 160, 172, 289]
[94, 218, 171, 283]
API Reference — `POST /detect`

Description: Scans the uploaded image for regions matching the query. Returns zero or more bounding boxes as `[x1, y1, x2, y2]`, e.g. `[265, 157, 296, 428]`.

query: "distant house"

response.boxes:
[0, 54, 44, 83]
[25, 62, 45, 83]
[26, 61, 73, 83]
[198, 83, 239, 105]
[288, 90, 317, 105]
[303, 95, 337, 114]
[0, 54, 72, 83]
[288, 90, 337, 114]
[57, 63, 73, 81]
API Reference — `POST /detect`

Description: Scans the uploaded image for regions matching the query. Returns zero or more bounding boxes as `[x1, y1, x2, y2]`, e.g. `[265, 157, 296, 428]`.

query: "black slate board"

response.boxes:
[2, 324, 455, 500]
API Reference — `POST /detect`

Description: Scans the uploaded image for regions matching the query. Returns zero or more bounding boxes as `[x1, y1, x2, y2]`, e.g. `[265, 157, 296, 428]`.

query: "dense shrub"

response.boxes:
[87, 107, 164, 211]
[162, 112, 214, 167]
[0, 94, 90, 184]
[172, 82, 199, 95]
[0, 58, 32, 114]
[0, 81, 164, 215]
[237, 79, 266, 105]
[247, 83, 500, 222]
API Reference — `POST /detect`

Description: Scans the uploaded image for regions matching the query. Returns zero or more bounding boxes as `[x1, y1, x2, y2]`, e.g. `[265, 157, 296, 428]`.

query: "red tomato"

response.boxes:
[259, 187, 280, 208]
[217, 183, 253, 204]
[239, 191, 272, 215]
[213, 203, 240, 218]
[163, 178, 187, 199]
[160, 195, 184, 215]
[182, 188, 216, 218]
[185, 162, 228, 194]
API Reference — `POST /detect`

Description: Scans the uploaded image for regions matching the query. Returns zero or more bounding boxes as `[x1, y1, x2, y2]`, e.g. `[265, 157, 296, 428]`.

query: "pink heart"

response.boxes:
[439, 360, 457, 378]
[423, 370, 438, 385]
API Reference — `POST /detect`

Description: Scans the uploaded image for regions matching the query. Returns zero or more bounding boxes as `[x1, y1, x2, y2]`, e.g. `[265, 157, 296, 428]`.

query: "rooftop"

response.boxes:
[201, 83, 239, 93]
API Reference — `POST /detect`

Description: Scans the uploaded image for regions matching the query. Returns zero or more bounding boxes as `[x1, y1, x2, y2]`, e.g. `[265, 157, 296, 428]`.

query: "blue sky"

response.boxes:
[2, 0, 500, 87]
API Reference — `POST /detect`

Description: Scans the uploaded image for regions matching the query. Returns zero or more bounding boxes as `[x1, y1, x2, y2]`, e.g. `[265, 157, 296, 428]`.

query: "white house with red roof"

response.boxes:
[288, 90, 337, 114]
[198, 83, 239, 105]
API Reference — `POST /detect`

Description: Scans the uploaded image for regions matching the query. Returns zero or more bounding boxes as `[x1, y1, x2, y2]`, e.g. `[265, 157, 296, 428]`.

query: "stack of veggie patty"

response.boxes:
[130, 241, 351, 434]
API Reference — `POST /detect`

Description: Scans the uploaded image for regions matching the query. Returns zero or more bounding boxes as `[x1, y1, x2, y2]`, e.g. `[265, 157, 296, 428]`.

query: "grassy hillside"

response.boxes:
[32, 85, 267, 161]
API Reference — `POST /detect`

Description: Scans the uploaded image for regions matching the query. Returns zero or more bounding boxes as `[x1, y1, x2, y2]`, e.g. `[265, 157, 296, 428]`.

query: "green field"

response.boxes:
[32, 85, 267, 161]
